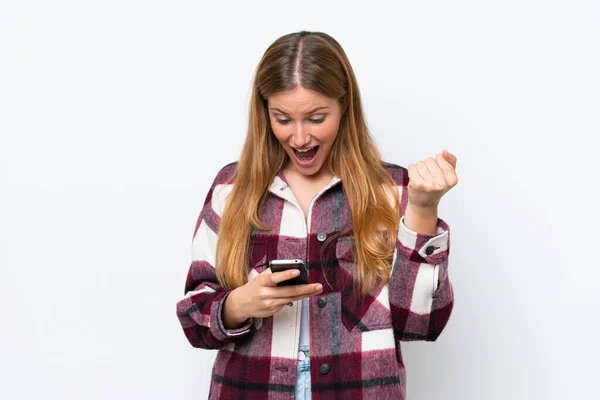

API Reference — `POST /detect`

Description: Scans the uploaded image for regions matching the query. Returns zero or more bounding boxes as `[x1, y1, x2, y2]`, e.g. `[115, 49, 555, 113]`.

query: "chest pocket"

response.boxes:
[248, 236, 269, 276]
[335, 235, 393, 332]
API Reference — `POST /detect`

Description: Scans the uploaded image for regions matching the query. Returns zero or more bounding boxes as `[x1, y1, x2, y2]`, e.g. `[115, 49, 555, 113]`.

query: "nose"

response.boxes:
[291, 123, 312, 148]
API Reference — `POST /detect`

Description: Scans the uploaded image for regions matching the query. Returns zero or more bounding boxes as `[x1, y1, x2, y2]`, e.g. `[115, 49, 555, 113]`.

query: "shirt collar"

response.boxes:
[267, 167, 342, 201]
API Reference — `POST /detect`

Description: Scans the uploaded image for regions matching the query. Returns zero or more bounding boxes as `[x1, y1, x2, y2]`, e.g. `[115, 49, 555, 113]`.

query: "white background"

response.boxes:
[1, 1, 599, 399]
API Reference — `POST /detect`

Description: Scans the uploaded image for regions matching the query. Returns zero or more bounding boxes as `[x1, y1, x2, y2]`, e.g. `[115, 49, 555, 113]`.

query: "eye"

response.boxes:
[309, 118, 325, 124]
[276, 118, 290, 125]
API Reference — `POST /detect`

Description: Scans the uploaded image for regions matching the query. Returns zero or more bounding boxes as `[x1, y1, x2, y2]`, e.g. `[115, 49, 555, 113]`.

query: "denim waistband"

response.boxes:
[297, 357, 310, 372]
[298, 344, 310, 360]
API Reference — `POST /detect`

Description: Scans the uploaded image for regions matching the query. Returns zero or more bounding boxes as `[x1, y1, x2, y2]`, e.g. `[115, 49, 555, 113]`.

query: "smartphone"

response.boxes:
[268, 259, 309, 286]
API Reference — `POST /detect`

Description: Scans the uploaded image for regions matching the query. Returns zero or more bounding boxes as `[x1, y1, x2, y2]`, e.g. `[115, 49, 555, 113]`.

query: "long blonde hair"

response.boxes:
[215, 31, 400, 297]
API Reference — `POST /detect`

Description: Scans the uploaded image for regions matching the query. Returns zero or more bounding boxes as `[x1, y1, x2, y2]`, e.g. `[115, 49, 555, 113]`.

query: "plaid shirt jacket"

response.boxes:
[176, 161, 454, 400]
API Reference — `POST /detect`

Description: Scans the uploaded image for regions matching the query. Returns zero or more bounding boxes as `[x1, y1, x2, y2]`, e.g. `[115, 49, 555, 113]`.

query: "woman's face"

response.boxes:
[267, 86, 343, 178]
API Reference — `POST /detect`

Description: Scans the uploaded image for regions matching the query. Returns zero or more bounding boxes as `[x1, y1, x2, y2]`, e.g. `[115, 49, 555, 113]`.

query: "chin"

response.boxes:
[298, 162, 327, 177]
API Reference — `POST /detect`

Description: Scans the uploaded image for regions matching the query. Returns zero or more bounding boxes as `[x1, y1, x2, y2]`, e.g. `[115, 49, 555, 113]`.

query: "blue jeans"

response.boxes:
[295, 345, 311, 399]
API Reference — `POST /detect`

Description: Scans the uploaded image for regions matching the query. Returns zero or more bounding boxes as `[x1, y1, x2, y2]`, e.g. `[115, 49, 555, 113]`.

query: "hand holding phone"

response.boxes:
[222, 260, 321, 329]
[268, 259, 309, 286]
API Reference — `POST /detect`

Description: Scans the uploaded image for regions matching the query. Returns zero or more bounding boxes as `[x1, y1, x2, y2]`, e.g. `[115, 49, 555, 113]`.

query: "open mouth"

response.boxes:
[293, 145, 319, 164]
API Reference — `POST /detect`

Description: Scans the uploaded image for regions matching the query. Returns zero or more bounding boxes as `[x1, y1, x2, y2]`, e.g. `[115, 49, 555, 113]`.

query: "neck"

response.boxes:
[283, 162, 334, 183]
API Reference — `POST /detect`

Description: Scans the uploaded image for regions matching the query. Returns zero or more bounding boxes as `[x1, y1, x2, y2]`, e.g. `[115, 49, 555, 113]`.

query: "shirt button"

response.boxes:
[319, 363, 330, 375]
[317, 297, 327, 308]
[425, 245, 438, 255]
[317, 232, 327, 242]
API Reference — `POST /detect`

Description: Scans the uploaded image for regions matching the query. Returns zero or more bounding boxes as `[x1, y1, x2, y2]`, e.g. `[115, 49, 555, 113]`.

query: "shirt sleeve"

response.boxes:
[175, 164, 258, 349]
[388, 213, 454, 341]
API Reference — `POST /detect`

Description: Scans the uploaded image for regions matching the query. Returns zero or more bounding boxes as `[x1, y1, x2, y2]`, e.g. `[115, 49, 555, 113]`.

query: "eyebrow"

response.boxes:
[269, 106, 329, 115]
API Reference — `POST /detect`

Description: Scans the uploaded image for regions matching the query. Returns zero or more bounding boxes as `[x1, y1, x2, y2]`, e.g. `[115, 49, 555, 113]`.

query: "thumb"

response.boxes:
[443, 150, 457, 169]
[262, 267, 301, 286]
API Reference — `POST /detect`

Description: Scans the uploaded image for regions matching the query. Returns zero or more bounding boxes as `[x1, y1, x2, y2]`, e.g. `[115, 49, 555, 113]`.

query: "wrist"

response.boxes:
[223, 288, 248, 329]
[404, 202, 438, 235]
[405, 201, 438, 216]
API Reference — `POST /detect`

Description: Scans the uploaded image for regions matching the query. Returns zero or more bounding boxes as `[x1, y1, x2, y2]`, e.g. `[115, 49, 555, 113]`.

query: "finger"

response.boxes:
[274, 298, 300, 308]
[274, 289, 323, 307]
[407, 164, 425, 187]
[435, 153, 459, 186]
[269, 283, 323, 298]
[424, 157, 446, 190]
[265, 269, 301, 286]
[285, 290, 323, 303]
[264, 301, 287, 314]
[415, 161, 434, 189]
[442, 150, 457, 169]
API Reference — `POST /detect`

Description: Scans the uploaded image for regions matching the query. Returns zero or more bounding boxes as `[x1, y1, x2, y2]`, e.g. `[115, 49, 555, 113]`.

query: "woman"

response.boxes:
[176, 30, 458, 400]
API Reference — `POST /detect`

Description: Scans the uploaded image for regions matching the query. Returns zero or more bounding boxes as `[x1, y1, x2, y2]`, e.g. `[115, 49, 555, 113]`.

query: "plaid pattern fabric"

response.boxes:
[176, 161, 454, 400]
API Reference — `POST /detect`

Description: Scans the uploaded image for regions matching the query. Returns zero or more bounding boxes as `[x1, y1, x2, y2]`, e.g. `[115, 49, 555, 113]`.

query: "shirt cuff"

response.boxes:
[398, 215, 450, 264]
[209, 290, 256, 342]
